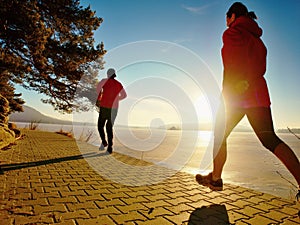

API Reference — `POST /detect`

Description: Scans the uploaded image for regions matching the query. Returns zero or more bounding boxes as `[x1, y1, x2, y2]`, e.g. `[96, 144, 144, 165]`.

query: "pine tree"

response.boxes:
[0, 0, 106, 113]
[0, 74, 25, 113]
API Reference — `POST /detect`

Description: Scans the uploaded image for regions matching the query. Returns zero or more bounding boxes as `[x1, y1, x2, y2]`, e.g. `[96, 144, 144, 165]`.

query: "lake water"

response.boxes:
[16, 122, 300, 200]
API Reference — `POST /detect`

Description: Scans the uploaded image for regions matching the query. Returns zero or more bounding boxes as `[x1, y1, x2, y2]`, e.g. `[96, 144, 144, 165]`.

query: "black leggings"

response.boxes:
[214, 106, 283, 152]
[98, 107, 118, 146]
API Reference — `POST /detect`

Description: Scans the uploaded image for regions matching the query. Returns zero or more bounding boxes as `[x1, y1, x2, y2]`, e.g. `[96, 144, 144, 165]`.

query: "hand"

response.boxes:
[235, 80, 249, 94]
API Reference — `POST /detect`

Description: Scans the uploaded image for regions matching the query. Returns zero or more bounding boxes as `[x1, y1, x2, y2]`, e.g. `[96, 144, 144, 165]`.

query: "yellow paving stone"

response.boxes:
[19, 198, 50, 207]
[102, 192, 130, 200]
[129, 186, 152, 192]
[41, 178, 66, 184]
[165, 196, 192, 206]
[223, 193, 245, 201]
[95, 199, 125, 208]
[244, 196, 266, 205]
[58, 210, 90, 220]
[166, 203, 194, 214]
[234, 205, 262, 217]
[139, 207, 174, 219]
[257, 193, 278, 201]
[186, 200, 215, 209]
[184, 188, 206, 196]
[8, 192, 31, 201]
[164, 184, 186, 192]
[233, 186, 256, 194]
[85, 188, 111, 195]
[60, 190, 86, 197]
[44, 186, 70, 193]
[28, 185, 44, 193]
[86, 208, 111, 218]
[202, 191, 224, 199]
[252, 201, 278, 212]
[164, 211, 191, 224]
[108, 187, 132, 194]
[143, 200, 172, 208]
[227, 210, 250, 224]
[136, 217, 175, 225]
[245, 214, 278, 225]
[77, 195, 105, 202]
[68, 184, 94, 191]
[51, 219, 77, 225]
[48, 196, 78, 205]
[34, 204, 68, 214]
[13, 214, 54, 225]
[149, 184, 171, 191]
[220, 188, 237, 196]
[262, 210, 289, 222]
[143, 193, 169, 202]
[116, 203, 148, 214]
[206, 196, 230, 205]
[234, 221, 251, 225]
[185, 193, 209, 203]
[165, 191, 190, 199]
[110, 211, 147, 224]
[278, 206, 300, 216]
[126, 190, 151, 198]
[76, 180, 100, 186]
[146, 188, 170, 196]
[222, 203, 240, 211]
[0, 218, 14, 225]
[237, 190, 258, 199]
[66, 202, 98, 211]
[76, 216, 116, 225]
[86, 206, 121, 217]
[288, 216, 300, 224]
[267, 198, 294, 207]
[121, 195, 149, 205]
[281, 218, 300, 225]
[227, 199, 252, 209]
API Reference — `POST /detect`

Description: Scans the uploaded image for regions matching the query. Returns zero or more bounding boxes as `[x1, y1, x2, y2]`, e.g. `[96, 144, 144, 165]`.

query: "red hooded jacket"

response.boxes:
[221, 16, 271, 108]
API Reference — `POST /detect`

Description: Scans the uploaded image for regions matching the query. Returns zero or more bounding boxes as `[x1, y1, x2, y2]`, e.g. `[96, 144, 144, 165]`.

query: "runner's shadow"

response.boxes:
[0, 152, 107, 174]
[188, 204, 231, 225]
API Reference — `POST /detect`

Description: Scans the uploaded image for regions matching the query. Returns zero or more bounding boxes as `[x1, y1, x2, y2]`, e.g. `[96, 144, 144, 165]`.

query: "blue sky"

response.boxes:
[18, 0, 300, 128]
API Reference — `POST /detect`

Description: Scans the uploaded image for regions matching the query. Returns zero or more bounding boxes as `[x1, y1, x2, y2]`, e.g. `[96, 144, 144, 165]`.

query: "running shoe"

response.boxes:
[195, 172, 223, 191]
[107, 146, 113, 154]
[99, 142, 108, 150]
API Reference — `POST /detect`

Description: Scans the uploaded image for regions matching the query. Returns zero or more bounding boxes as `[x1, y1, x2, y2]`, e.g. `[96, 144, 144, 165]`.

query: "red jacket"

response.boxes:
[96, 78, 127, 109]
[221, 16, 271, 108]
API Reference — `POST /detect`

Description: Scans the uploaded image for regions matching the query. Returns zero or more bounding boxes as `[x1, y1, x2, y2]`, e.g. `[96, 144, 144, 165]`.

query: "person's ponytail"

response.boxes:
[248, 11, 257, 20]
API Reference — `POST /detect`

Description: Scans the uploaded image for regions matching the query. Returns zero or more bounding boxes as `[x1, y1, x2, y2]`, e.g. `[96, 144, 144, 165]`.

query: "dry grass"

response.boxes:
[28, 120, 41, 130]
[78, 128, 96, 143]
[55, 128, 74, 138]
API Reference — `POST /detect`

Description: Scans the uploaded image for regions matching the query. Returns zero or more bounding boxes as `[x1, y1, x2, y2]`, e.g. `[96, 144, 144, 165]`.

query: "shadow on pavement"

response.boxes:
[0, 151, 107, 174]
[188, 204, 232, 225]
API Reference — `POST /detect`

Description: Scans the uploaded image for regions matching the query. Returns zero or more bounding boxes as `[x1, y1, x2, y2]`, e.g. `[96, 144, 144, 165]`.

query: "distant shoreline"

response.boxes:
[10, 121, 300, 134]
[277, 128, 300, 134]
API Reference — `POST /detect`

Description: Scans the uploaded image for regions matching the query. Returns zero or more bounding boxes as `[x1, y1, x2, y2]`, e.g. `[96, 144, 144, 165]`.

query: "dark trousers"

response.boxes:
[97, 107, 118, 146]
[214, 105, 283, 153]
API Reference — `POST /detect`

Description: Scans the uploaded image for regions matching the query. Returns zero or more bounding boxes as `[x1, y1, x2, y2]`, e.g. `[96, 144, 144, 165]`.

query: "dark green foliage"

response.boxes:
[0, 75, 25, 113]
[0, 0, 106, 113]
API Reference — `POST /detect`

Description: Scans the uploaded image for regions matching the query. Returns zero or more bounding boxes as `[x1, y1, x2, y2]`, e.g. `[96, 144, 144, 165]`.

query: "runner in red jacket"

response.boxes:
[221, 14, 270, 108]
[96, 68, 127, 153]
[195, 2, 300, 198]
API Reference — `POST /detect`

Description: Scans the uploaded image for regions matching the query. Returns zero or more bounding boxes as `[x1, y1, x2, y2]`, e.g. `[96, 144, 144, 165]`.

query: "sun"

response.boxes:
[194, 95, 213, 124]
